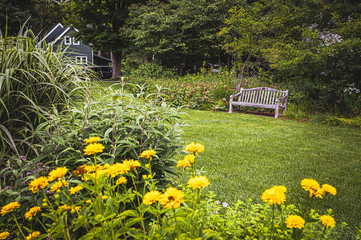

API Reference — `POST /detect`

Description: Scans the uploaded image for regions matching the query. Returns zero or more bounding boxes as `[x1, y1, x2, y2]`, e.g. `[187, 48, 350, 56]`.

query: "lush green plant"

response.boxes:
[0, 25, 86, 158]
[0, 82, 184, 233]
[0, 141, 347, 239]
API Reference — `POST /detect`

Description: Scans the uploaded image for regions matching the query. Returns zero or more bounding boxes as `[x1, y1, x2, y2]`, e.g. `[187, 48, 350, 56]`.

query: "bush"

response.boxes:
[0, 83, 184, 223]
[0, 26, 86, 158]
[0, 141, 348, 239]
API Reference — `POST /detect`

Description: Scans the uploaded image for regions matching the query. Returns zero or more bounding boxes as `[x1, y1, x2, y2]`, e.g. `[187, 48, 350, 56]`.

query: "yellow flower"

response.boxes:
[261, 186, 287, 205]
[48, 167, 69, 182]
[102, 195, 109, 200]
[116, 177, 127, 185]
[71, 206, 81, 213]
[28, 177, 49, 193]
[59, 205, 72, 212]
[25, 206, 41, 220]
[320, 215, 336, 228]
[69, 185, 83, 194]
[301, 178, 320, 197]
[176, 159, 191, 168]
[25, 231, 40, 240]
[50, 180, 67, 193]
[1, 201, 21, 216]
[322, 184, 337, 195]
[86, 200, 92, 204]
[108, 163, 131, 177]
[143, 191, 161, 205]
[0, 231, 10, 240]
[184, 154, 196, 163]
[313, 187, 325, 198]
[85, 136, 101, 144]
[285, 215, 305, 229]
[184, 142, 204, 155]
[159, 187, 184, 209]
[187, 176, 210, 189]
[84, 143, 105, 155]
[123, 159, 141, 170]
[140, 149, 157, 160]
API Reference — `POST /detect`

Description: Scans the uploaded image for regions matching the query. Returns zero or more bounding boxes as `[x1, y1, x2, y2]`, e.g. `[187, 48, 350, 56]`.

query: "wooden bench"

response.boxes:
[229, 87, 289, 118]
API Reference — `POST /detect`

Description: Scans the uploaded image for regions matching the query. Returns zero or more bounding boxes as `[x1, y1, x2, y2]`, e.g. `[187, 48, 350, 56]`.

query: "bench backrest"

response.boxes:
[238, 87, 288, 105]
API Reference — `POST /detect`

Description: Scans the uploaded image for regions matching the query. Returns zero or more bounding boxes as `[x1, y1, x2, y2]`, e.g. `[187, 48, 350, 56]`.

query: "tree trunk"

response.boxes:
[111, 51, 122, 79]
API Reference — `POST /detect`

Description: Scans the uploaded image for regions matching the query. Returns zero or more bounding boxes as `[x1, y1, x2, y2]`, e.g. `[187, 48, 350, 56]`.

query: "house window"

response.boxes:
[64, 36, 71, 45]
[73, 38, 80, 45]
[75, 56, 87, 64]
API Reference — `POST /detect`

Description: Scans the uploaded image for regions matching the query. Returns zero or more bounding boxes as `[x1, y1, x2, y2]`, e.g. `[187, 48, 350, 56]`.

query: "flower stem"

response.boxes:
[13, 213, 26, 239]
[172, 207, 179, 237]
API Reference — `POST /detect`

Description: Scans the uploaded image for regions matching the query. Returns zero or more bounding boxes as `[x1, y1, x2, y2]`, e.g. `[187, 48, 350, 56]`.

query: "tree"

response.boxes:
[127, 0, 237, 75]
[69, 0, 145, 79]
[220, 0, 361, 114]
[0, 0, 68, 37]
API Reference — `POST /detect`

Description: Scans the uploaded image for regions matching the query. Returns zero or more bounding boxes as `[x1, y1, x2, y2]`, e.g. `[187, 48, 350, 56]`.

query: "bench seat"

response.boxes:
[229, 87, 289, 118]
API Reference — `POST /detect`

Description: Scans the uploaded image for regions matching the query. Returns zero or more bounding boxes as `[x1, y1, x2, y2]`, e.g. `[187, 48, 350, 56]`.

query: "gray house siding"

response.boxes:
[42, 23, 111, 66]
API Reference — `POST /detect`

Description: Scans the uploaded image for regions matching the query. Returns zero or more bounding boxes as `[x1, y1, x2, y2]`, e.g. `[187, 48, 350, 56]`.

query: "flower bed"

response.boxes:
[0, 139, 347, 239]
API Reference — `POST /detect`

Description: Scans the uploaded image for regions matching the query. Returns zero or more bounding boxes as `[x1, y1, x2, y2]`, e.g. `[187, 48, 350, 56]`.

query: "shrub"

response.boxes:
[0, 83, 184, 230]
[0, 141, 348, 239]
[0, 25, 86, 158]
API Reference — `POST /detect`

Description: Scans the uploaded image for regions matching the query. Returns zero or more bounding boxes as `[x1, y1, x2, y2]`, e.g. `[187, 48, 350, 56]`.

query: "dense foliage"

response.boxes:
[0, 140, 351, 239]
[0, 27, 86, 159]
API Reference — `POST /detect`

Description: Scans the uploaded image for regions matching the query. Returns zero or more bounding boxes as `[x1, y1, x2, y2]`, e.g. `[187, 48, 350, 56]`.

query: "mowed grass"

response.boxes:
[179, 109, 361, 234]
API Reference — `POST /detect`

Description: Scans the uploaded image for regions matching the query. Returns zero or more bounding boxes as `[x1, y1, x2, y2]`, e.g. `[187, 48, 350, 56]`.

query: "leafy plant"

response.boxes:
[0, 24, 86, 158]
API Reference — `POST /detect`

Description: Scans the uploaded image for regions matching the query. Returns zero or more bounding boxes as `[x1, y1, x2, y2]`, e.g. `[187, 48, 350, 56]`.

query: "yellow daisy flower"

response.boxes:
[48, 167, 69, 182]
[143, 191, 161, 205]
[285, 215, 305, 229]
[159, 187, 184, 209]
[50, 180, 67, 193]
[320, 215, 336, 228]
[176, 159, 191, 168]
[28, 177, 49, 193]
[84, 143, 105, 155]
[1, 202, 20, 216]
[85, 136, 101, 144]
[69, 185, 83, 195]
[123, 159, 141, 170]
[116, 177, 127, 185]
[184, 154, 196, 163]
[184, 142, 204, 155]
[322, 184, 337, 195]
[25, 206, 41, 220]
[187, 176, 210, 189]
[25, 231, 40, 240]
[108, 163, 131, 177]
[140, 149, 157, 160]
[59, 205, 72, 212]
[261, 186, 287, 205]
[0, 231, 10, 240]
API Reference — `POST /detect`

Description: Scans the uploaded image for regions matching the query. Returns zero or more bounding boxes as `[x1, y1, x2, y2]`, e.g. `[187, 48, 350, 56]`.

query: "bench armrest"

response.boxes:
[230, 92, 242, 99]
[277, 94, 288, 101]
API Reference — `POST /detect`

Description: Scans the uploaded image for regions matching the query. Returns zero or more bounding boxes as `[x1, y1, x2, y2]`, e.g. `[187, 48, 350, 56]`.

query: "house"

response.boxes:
[42, 23, 112, 78]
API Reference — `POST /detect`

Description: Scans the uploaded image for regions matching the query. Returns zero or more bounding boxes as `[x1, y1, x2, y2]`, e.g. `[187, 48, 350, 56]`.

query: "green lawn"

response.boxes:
[179, 109, 361, 235]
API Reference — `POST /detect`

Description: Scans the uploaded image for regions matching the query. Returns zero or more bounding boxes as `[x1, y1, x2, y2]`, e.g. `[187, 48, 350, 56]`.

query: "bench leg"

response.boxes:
[229, 101, 233, 113]
[275, 105, 279, 118]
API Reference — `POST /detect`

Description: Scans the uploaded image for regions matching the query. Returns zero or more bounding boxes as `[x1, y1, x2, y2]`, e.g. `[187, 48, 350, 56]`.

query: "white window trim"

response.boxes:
[75, 56, 87, 64]
[64, 36, 72, 45]
[73, 38, 80, 45]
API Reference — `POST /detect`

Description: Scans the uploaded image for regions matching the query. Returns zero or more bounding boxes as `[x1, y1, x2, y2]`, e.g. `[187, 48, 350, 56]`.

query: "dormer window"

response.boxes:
[73, 38, 80, 45]
[64, 36, 71, 45]
[64, 36, 80, 45]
